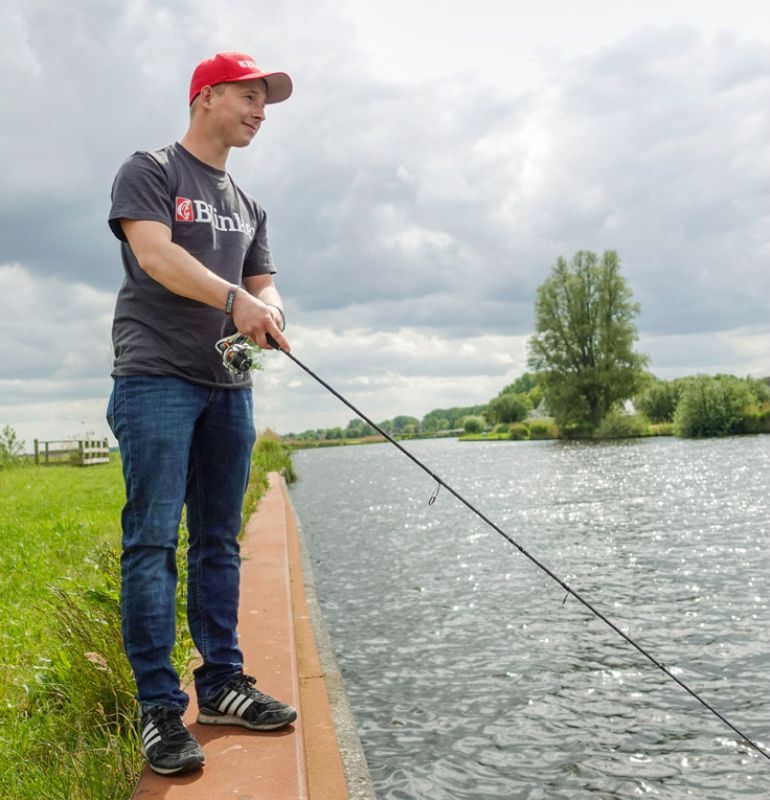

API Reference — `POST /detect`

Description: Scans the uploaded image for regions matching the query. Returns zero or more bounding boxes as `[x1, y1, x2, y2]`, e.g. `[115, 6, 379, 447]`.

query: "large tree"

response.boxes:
[486, 393, 531, 425]
[528, 250, 648, 429]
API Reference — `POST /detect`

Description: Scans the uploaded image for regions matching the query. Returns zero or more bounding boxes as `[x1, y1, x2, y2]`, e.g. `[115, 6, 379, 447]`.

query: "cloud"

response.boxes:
[242, 25, 770, 343]
[0, 262, 114, 394]
[0, 2, 768, 438]
[640, 325, 770, 378]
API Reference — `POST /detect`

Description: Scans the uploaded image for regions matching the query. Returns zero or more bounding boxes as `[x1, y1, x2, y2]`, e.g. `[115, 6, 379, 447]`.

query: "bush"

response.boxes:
[493, 423, 510, 434]
[243, 432, 297, 523]
[0, 424, 25, 469]
[737, 402, 770, 434]
[595, 411, 649, 439]
[529, 419, 559, 439]
[463, 416, 485, 434]
[745, 378, 770, 403]
[509, 422, 529, 440]
[673, 375, 753, 437]
[561, 422, 595, 440]
[635, 379, 684, 423]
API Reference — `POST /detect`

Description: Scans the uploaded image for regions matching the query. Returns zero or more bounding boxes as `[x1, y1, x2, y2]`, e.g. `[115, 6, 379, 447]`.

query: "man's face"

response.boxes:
[208, 78, 268, 148]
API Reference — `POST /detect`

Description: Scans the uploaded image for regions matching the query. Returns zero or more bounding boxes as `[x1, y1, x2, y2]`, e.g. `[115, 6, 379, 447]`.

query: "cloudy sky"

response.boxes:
[1, 0, 768, 444]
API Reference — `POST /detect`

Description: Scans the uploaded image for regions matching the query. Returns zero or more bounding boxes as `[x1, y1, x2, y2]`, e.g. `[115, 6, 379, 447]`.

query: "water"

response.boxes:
[288, 436, 770, 799]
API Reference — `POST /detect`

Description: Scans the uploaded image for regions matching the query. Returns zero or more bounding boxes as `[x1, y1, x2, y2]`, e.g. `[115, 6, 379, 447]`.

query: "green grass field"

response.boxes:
[0, 458, 136, 798]
[0, 437, 294, 799]
[0, 460, 125, 674]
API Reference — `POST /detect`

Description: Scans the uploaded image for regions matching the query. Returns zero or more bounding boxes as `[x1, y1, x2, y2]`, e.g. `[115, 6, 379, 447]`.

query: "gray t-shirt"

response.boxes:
[108, 141, 275, 388]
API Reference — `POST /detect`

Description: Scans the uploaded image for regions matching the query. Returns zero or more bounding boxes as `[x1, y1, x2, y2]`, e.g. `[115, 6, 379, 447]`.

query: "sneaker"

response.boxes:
[197, 673, 297, 730]
[139, 705, 205, 775]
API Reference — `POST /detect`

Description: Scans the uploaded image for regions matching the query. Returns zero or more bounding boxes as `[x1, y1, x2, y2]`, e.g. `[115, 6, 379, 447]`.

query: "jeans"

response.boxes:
[106, 375, 256, 713]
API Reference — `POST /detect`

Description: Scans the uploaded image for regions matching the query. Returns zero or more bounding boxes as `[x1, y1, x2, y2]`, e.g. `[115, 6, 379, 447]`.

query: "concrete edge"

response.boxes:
[284, 488, 378, 800]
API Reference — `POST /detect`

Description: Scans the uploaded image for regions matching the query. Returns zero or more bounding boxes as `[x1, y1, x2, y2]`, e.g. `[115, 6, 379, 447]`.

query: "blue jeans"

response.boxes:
[106, 375, 256, 713]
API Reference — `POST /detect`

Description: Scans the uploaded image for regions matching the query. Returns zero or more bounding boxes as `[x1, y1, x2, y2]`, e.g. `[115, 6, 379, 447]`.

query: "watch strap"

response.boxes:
[225, 287, 238, 314]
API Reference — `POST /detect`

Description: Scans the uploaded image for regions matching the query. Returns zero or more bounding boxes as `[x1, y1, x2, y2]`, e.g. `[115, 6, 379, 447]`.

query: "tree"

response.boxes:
[673, 375, 753, 437]
[486, 393, 531, 424]
[498, 373, 537, 396]
[528, 250, 648, 429]
[344, 418, 374, 438]
[635, 377, 686, 423]
[391, 415, 419, 433]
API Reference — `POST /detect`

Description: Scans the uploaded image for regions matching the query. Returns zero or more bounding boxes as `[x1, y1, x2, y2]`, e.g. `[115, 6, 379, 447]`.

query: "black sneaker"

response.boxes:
[197, 673, 297, 730]
[139, 705, 205, 775]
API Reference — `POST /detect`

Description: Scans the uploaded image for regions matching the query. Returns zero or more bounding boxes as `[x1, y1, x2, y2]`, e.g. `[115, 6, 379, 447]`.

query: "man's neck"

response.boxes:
[179, 129, 230, 171]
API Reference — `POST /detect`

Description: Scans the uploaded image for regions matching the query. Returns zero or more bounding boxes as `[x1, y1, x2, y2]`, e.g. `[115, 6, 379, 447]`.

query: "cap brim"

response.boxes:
[233, 70, 293, 104]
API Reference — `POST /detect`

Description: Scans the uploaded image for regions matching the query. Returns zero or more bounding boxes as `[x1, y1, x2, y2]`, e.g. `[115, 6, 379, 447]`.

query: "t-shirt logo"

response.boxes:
[176, 196, 194, 222]
[172, 197, 255, 237]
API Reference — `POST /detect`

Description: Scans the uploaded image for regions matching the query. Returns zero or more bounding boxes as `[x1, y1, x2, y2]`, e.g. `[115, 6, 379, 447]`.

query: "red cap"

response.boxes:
[189, 52, 293, 105]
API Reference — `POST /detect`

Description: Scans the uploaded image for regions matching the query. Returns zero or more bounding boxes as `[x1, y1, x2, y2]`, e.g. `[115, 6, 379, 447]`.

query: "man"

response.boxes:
[106, 52, 296, 776]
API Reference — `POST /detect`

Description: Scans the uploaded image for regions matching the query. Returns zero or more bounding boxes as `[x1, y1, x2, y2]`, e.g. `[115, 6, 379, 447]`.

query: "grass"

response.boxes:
[0, 435, 295, 800]
[0, 458, 137, 799]
[0, 459, 126, 686]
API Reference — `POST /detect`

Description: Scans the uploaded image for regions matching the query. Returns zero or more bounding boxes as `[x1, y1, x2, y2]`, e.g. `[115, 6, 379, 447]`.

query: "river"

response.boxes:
[288, 435, 770, 799]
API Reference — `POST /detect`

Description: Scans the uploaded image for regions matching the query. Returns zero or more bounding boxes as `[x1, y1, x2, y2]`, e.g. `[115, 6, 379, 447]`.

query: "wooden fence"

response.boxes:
[34, 438, 111, 467]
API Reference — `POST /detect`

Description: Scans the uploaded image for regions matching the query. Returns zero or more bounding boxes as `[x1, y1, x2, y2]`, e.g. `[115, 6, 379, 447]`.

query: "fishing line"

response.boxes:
[267, 335, 770, 763]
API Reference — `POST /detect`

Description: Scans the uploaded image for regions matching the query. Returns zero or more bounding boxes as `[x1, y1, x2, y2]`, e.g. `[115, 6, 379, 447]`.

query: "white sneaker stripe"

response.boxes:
[228, 695, 246, 715]
[236, 697, 254, 716]
[230, 695, 251, 716]
[142, 721, 157, 740]
[224, 693, 243, 715]
[144, 732, 162, 751]
[219, 690, 238, 713]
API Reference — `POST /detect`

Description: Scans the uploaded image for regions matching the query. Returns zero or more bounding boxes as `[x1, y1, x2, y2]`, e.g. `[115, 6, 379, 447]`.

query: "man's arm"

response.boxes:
[121, 219, 289, 351]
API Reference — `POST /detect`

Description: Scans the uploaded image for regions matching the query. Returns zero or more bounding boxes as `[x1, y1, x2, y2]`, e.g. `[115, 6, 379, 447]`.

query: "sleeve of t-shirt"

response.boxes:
[108, 152, 174, 242]
[243, 207, 277, 277]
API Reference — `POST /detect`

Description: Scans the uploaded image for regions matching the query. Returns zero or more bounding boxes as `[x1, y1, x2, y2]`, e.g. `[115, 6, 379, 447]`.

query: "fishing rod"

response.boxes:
[264, 334, 769, 763]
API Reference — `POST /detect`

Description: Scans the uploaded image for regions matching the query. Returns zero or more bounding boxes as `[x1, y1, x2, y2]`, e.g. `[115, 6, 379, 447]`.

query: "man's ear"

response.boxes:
[198, 85, 215, 109]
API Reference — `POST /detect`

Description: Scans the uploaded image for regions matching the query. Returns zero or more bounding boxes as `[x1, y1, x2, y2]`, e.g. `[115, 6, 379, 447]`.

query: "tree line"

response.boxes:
[285, 249, 769, 443]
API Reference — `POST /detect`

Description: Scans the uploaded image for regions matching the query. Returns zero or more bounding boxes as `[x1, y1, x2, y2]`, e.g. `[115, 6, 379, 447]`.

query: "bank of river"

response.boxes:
[289, 436, 769, 799]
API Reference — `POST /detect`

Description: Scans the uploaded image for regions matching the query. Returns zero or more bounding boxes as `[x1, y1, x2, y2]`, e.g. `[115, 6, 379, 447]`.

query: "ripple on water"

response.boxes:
[290, 436, 770, 799]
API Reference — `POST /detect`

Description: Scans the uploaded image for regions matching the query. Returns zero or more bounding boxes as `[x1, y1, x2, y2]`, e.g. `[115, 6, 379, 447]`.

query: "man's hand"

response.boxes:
[231, 290, 290, 352]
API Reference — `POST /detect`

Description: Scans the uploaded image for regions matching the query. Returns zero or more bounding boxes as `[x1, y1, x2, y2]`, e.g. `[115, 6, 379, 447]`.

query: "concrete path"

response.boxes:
[131, 474, 350, 800]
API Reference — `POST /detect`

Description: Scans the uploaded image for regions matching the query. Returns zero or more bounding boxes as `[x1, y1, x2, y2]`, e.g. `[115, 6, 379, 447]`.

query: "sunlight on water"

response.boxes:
[290, 436, 770, 799]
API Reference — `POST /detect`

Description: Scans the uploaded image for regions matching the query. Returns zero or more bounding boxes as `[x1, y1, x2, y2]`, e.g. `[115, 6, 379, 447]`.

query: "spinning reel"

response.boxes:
[215, 333, 257, 376]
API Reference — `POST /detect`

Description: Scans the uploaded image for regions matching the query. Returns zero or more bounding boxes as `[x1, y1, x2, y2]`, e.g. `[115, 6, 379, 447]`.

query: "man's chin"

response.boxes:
[233, 135, 256, 149]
